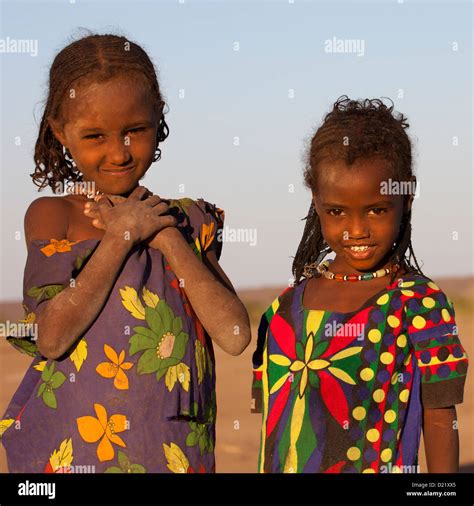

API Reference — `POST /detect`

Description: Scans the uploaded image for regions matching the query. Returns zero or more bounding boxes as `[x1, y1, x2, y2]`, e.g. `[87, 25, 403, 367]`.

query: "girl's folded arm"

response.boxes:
[156, 227, 251, 356]
[25, 197, 133, 360]
[423, 406, 459, 472]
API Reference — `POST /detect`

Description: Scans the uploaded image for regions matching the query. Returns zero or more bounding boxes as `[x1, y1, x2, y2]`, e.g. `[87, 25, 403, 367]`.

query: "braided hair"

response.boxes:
[292, 96, 425, 284]
[31, 32, 169, 191]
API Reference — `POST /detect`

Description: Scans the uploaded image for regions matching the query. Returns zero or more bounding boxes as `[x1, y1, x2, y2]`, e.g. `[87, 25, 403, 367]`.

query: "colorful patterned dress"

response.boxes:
[1, 198, 224, 474]
[251, 275, 469, 473]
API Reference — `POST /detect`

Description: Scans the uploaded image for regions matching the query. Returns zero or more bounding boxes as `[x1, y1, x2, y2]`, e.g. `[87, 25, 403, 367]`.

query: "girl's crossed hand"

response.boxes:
[83, 185, 177, 247]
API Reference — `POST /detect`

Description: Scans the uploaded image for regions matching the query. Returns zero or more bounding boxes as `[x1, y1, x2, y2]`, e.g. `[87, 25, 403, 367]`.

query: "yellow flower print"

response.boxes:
[0, 419, 14, 437]
[70, 339, 88, 372]
[120, 286, 160, 320]
[96, 345, 133, 390]
[162, 442, 189, 473]
[165, 362, 190, 392]
[77, 403, 127, 462]
[271, 333, 362, 398]
[40, 239, 79, 257]
[47, 438, 73, 473]
[19, 305, 36, 325]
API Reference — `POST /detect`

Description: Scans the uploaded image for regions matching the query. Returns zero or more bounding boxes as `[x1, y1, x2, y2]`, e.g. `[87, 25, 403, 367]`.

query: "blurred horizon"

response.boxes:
[1, 0, 472, 302]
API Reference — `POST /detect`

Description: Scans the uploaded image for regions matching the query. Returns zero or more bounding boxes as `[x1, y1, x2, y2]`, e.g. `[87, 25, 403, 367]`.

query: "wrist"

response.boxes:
[102, 230, 134, 253]
[149, 227, 182, 251]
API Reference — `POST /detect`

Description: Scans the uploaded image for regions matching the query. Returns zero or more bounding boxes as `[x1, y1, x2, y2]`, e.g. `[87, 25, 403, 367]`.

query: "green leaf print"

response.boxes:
[314, 340, 329, 358]
[186, 431, 199, 446]
[145, 306, 165, 337]
[6, 336, 39, 357]
[104, 466, 122, 473]
[137, 349, 162, 374]
[104, 451, 147, 473]
[129, 327, 157, 356]
[37, 383, 46, 398]
[41, 362, 55, 382]
[156, 367, 168, 381]
[168, 198, 195, 216]
[130, 299, 190, 388]
[74, 248, 93, 271]
[309, 370, 320, 388]
[27, 284, 65, 303]
[118, 450, 130, 468]
[43, 390, 57, 409]
[156, 300, 174, 330]
[171, 332, 189, 360]
[129, 464, 146, 473]
[51, 371, 66, 389]
[37, 362, 66, 409]
[185, 421, 213, 456]
[296, 342, 304, 360]
[195, 340, 206, 384]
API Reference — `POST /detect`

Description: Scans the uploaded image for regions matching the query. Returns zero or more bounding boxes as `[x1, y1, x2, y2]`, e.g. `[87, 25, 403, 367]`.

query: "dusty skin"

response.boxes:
[1, 279, 473, 472]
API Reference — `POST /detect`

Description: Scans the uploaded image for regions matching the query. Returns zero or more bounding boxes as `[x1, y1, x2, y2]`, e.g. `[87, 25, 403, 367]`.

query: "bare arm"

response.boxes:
[423, 406, 459, 472]
[25, 198, 133, 359]
[154, 227, 251, 356]
[26, 188, 174, 359]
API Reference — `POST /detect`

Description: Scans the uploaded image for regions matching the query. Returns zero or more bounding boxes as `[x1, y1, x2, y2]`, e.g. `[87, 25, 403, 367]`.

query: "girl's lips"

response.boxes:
[343, 245, 376, 260]
[100, 166, 134, 176]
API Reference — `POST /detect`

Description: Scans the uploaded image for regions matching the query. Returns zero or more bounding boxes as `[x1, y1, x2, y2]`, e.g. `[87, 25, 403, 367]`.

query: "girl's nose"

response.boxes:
[347, 217, 369, 239]
[107, 136, 132, 166]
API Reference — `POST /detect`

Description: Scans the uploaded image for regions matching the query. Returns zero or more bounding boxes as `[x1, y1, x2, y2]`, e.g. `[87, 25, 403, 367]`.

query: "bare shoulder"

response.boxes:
[24, 196, 70, 244]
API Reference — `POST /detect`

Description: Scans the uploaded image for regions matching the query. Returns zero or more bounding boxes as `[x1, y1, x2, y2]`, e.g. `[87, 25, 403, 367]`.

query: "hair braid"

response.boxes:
[292, 95, 425, 283]
[31, 33, 169, 191]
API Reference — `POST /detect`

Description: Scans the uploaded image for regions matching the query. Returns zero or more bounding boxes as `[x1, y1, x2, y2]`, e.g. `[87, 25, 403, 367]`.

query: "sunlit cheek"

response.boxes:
[129, 134, 156, 158]
[72, 143, 105, 171]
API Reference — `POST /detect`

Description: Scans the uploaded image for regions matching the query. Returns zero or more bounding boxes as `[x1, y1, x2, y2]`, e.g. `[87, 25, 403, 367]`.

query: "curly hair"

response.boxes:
[31, 33, 169, 191]
[292, 95, 424, 284]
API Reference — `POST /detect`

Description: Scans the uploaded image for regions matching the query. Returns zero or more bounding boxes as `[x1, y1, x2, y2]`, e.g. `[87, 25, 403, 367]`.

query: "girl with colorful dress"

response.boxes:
[251, 96, 468, 474]
[1, 33, 250, 473]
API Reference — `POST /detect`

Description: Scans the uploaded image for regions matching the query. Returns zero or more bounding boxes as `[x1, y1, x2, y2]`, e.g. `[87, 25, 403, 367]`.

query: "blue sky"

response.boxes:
[0, 0, 472, 301]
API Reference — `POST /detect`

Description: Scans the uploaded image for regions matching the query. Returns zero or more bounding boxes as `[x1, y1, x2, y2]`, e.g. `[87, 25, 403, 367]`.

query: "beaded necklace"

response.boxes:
[303, 258, 399, 282]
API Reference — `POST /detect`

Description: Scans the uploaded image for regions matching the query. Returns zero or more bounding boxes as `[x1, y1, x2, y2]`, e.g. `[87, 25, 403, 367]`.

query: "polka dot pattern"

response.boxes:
[256, 273, 469, 473]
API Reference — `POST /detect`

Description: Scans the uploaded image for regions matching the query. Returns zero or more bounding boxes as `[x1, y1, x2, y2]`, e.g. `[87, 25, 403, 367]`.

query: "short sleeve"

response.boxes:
[6, 239, 97, 357]
[251, 287, 292, 414]
[406, 283, 469, 408]
[169, 198, 225, 261]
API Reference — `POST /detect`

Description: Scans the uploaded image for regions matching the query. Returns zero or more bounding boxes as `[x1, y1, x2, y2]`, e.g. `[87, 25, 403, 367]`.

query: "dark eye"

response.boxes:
[128, 127, 147, 134]
[369, 208, 387, 215]
[84, 134, 103, 140]
[328, 209, 344, 217]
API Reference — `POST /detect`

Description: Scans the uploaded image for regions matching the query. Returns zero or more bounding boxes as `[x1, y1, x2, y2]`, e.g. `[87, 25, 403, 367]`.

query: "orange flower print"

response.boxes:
[199, 222, 215, 252]
[96, 345, 133, 390]
[40, 239, 79, 257]
[77, 403, 127, 462]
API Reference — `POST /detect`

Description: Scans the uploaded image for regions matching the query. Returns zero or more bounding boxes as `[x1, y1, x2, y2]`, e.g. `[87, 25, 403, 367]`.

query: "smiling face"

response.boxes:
[49, 75, 160, 196]
[313, 157, 414, 275]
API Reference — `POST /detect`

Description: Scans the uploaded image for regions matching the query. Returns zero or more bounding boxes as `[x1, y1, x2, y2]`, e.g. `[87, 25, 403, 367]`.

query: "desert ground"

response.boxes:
[1, 278, 473, 473]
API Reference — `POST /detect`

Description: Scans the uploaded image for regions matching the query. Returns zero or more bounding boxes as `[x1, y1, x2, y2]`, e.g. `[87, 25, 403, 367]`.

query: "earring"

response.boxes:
[303, 261, 320, 279]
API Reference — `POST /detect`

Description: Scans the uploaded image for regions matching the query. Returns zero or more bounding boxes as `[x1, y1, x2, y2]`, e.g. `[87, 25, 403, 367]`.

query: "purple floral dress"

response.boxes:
[1, 198, 224, 474]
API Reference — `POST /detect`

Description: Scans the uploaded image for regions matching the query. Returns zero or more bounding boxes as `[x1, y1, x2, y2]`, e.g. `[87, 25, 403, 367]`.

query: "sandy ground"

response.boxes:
[0, 278, 473, 473]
